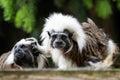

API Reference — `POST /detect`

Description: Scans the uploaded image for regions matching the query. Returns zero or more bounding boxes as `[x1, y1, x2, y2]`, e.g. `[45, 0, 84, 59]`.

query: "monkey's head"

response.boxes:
[13, 38, 41, 68]
[48, 29, 73, 52]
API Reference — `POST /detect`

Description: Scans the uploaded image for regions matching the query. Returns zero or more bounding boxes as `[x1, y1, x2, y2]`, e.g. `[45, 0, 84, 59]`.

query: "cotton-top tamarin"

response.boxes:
[39, 13, 119, 70]
[0, 37, 48, 70]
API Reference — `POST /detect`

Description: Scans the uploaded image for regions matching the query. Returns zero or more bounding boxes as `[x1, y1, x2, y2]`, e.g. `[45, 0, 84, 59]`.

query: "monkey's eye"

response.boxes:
[31, 42, 37, 47]
[61, 35, 67, 40]
[20, 44, 26, 48]
[51, 35, 57, 39]
[34, 42, 37, 45]
[32, 42, 37, 45]
[14, 45, 17, 49]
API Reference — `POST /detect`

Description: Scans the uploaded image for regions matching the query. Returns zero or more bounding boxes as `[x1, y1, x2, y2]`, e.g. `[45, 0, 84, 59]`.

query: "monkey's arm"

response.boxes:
[37, 45, 51, 57]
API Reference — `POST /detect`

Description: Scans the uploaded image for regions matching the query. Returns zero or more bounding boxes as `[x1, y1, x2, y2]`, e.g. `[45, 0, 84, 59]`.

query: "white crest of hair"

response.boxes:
[41, 13, 86, 52]
[16, 38, 34, 45]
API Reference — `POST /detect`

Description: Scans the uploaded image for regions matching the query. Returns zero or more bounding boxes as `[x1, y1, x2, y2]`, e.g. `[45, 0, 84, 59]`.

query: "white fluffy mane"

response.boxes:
[40, 13, 86, 52]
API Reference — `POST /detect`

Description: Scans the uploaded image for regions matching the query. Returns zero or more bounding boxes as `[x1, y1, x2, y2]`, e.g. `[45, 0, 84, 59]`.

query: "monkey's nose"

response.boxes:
[56, 41, 63, 45]
[14, 49, 24, 58]
[16, 49, 22, 53]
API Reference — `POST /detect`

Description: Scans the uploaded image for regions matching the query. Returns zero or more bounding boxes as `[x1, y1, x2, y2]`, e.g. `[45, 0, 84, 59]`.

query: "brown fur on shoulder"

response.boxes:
[82, 18, 109, 60]
[63, 18, 118, 67]
[0, 52, 21, 70]
[82, 18, 119, 68]
[63, 40, 88, 67]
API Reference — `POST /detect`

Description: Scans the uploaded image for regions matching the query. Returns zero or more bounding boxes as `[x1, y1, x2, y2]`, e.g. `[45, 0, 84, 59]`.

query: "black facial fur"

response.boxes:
[14, 42, 40, 68]
[48, 29, 73, 50]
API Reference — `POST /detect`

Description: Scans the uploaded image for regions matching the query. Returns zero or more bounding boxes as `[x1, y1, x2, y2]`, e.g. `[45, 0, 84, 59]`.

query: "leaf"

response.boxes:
[117, 0, 120, 10]
[15, 5, 27, 28]
[15, 4, 35, 33]
[0, 0, 36, 33]
[0, 0, 14, 21]
[96, 0, 112, 19]
[23, 16, 34, 33]
[83, 0, 93, 9]
[4, 7, 13, 21]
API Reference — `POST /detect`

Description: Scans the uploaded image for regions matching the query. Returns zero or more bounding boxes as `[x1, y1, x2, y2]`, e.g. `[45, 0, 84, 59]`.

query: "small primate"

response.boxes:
[38, 13, 119, 70]
[0, 37, 48, 70]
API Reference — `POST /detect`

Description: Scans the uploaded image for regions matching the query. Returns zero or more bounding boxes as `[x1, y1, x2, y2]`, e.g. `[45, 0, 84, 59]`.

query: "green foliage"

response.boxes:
[15, 4, 35, 33]
[0, 0, 36, 33]
[54, 0, 118, 20]
[82, 0, 113, 19]
[53, 0, 87, 21]
[117, 0, 120, 10]
[0, 0, 14, 21]
[0, 0, 120, 33]
[83, 0, 93, 9]
[67, 0, 81, 15]
[68, 0, 87, 21]
[96, 0, 112, 19]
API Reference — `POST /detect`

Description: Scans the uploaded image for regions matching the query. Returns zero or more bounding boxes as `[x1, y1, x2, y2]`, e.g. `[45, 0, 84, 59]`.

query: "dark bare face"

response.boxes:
[13, 38, 40, 68]
[48, 29, 73, 50]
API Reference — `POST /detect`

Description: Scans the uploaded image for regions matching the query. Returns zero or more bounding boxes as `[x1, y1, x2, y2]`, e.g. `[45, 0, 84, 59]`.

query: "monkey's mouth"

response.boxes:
[14, 52, 37, 68]
[14, 48, 38, 68]
[53, 44, 65, 49]
[14, 49, 24, 60]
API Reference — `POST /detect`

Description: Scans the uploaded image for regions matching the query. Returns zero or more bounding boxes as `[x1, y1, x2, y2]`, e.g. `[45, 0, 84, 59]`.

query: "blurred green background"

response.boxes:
[0, 0, 120, 55]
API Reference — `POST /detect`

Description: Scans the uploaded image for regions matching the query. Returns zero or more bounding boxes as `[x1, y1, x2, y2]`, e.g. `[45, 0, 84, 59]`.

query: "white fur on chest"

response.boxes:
[51, 49, 77, 69]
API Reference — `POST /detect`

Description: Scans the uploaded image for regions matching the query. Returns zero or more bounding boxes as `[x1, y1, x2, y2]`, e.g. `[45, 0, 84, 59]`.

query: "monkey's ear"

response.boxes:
[64, 29, 73, 38]
[47, 31, 51, 37]
[69, 32, 74, 38]
[47, 30, 55, 37]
